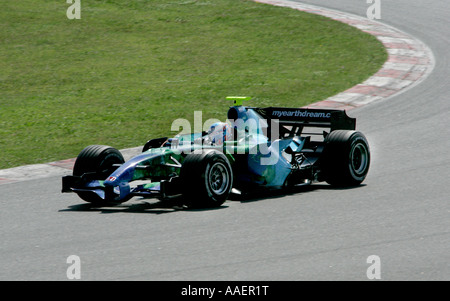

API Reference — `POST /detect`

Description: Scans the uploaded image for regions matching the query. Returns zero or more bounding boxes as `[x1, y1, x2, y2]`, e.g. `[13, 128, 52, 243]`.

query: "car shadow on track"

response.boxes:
[59, 199, 228, 215]
[229, 183, 366, 203]
[60, 184, 365, 214]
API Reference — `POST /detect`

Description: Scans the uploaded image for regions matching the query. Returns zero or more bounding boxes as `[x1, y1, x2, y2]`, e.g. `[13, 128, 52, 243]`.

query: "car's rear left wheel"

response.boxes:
[321, 130, 370, 186]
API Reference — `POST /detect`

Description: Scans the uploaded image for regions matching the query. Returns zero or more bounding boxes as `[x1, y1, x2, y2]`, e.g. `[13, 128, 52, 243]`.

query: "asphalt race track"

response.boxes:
[1, 0, 449, 281]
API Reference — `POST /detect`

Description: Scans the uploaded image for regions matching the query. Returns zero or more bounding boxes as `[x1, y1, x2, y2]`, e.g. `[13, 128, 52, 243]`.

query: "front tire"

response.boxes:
[321, 130, 370, 186]
[180, 149, 233, 208]
[73, 145, 125, 204]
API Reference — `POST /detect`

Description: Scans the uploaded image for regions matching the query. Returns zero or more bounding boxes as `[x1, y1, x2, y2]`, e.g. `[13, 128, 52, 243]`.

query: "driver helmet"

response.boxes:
[208, 122, 232, 145]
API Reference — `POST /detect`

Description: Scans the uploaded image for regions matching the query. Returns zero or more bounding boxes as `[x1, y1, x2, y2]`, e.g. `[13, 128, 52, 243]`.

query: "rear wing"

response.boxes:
[254, 107, 356, 140]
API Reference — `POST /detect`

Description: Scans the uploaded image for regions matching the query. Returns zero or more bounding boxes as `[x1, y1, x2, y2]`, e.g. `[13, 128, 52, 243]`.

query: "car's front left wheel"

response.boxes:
[180, 149, 233, 208]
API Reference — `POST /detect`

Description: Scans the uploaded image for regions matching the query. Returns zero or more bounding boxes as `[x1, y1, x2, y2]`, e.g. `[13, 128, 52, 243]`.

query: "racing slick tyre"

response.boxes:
[321, 130, 370, 186]
[180, 149, 233, 208]
[73, 145, 125, 205]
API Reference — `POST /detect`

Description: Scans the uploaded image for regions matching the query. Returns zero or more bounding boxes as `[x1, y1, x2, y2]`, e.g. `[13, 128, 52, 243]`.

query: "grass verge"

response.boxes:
[0, 0, 387, 169]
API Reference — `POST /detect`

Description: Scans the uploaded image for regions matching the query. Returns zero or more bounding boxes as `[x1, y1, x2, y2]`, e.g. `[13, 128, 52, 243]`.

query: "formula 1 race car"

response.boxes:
[62, 97, 370, 208]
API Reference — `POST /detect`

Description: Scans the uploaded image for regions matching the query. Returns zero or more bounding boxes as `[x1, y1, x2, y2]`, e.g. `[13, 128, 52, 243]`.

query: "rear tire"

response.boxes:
[73, 145, 124, 204]
[180, 149, 233, 208]
[321, 130, 370, 186]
